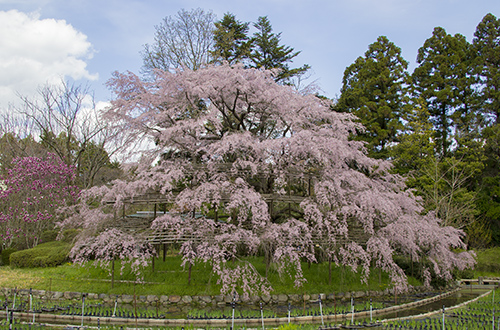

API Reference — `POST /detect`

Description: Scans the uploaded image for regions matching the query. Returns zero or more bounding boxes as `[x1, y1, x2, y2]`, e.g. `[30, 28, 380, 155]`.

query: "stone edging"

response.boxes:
[0, 286, 430, 308]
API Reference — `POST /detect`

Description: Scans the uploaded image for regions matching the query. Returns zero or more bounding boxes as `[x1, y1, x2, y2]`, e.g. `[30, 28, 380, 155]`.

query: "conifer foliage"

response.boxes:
[65, 63, 474, 296]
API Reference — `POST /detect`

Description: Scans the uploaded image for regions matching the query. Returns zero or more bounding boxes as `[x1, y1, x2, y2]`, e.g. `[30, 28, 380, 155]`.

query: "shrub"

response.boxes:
[59, 229, 80, 243]
[41, 230, 58, 243]
[1, 248, 17, 266]
[9, 241, 70, 268]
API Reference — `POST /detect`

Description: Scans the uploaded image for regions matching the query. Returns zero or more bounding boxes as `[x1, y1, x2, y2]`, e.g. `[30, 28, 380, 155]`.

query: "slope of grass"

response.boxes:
[473, 247, 500, 276]
[6, 245, 496, 298]
[0, 254, 414, 297]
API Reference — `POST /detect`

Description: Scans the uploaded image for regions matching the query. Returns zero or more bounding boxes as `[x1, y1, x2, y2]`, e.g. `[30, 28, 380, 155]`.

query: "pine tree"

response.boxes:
[335, 36, 410, 159]
[473, 13, 500, 124]
[473, 13, 500, 245]
[389, 99, 435, 175]
[211, 13, 252, 65]
[250, 16, 310, 84]
[412, 27, 478, 157]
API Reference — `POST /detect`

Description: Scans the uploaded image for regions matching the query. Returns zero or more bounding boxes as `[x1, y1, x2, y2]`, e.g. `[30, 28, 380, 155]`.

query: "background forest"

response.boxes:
[0, 9, 498, 293]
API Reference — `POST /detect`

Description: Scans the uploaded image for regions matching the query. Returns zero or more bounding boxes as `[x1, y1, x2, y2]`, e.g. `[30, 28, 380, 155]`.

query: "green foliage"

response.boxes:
[250, 16, 310, 84]
[389, 102, 483, 232]
[211, 13, 251, 65]
[474, 247, 500, 273]
[336, 14, 500, 246]
[392, 254, 455, 288]
[35, 229, 79, 245]
[466, 217, 492, 249]
[335, 36, 410, 159]
[473, 13, 500, 123]
[389, 99, 435, 174]
[476, 124, 500, 245]
[1, 247, 16, 266]
[59, 229, 80, 243]
[9, 241, 70, 268]
[278, 324, 300, 330]
[41, 230, 58, 243]
[412, 27, 479, 157]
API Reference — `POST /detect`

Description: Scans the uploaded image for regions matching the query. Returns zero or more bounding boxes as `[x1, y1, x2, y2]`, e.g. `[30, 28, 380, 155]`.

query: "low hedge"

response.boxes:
[9, 241, 71, 268]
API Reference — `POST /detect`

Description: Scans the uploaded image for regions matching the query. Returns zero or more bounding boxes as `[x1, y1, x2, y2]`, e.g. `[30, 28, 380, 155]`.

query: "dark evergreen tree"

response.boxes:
[335, 36, 410, 159]
[477, 124, 500, 245]
[412, 27, 478, 157]
[473, 13, 500, 246]
[250, 16, 310, 84]
[389, 99, 435, 175]
[473, 13, 500, 124]
[211, 13, 252, 65]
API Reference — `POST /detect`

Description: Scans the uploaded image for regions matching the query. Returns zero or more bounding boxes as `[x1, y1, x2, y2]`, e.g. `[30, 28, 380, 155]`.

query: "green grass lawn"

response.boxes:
[2, 246, 498, 298]
[0, 254, 413, 297]
[472, 247, 500, 277]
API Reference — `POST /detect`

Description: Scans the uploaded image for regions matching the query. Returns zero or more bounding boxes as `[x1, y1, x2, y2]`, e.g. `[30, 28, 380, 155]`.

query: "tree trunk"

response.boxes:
[329, 258, 332, 286]
[111, 259, 115, 289]
[265, 250, 270, 278]
[152, 253, 155, 272]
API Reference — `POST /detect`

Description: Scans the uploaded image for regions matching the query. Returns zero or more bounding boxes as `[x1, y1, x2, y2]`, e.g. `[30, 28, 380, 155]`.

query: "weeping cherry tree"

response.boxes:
[61, 63, 475, 296]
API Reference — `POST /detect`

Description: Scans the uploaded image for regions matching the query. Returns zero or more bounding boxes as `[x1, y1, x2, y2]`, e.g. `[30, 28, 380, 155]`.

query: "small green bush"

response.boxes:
[41, 230, 58, 243]
[59, 229, 80, 243]
[1, 248, 17, 266]
[9, 241, 70, 268]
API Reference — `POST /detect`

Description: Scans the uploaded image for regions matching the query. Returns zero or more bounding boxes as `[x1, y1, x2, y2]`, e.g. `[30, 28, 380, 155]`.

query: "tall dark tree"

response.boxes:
[389, 99, 435, 175]
[412, 27, 478, 157]
[335, 36, 410, 159]
[211, 13, 251, 65]
[477, 123, 500, 245]
[473, 13, 500, 125]
[250, 16, 310, 84]
[473, 13, 500, 246]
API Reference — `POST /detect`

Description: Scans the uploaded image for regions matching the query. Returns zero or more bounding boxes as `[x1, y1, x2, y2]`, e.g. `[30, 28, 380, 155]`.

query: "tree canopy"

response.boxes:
[249, 16, 310, 84]
[141, 8, 216, 73]
[211, 13, 252, 65]
[335, 36, 410, 159]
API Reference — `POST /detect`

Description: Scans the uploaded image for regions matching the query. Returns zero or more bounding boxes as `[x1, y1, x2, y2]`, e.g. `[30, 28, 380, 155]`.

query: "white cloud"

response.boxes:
[0, 10, 97, 109]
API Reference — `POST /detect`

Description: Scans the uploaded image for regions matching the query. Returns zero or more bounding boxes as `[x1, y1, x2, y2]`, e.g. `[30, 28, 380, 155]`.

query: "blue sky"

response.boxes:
[0, 0, 498, 110]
